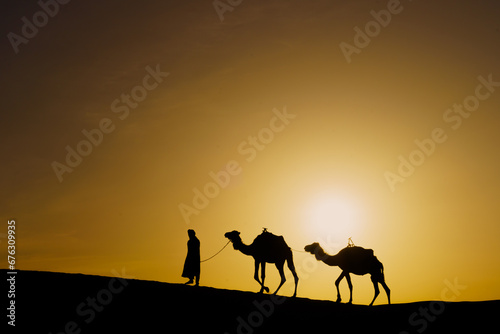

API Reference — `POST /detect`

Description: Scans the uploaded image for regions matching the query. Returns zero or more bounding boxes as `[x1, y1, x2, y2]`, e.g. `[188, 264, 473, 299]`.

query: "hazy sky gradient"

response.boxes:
[2, 0, 500, 304]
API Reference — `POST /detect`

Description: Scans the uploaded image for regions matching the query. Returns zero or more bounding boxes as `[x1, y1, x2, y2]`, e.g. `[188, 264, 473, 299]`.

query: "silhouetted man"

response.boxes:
[182, 229, 200, 285]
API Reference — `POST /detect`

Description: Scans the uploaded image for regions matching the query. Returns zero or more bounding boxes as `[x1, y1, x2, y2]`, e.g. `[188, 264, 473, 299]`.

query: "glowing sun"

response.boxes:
[303, 192, 362, 241]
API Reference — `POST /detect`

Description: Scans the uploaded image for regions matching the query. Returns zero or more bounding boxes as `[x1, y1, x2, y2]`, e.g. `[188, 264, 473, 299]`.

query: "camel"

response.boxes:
[304, 242, 390, 306]
[224, 229, 299, 297]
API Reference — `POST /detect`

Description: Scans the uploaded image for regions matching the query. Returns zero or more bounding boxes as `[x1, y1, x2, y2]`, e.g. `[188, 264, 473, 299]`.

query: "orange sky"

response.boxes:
[2, 0, 500, 304]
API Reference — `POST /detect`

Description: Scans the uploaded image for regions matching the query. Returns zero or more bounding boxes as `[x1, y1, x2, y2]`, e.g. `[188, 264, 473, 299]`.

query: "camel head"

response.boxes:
[304, 242, 322, 254]
[224, 231, 242, 249]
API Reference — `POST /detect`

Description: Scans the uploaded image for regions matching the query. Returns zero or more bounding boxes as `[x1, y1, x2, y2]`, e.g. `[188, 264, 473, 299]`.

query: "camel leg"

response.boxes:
[254, 261, 269, 293]
[286, 255, 299, 297]
[369, 275, 380, 306]
[345, 273, 353, 304]
[334, 272, 346, 303]
[381, 280, 391, 304]
[273, 262, 286, 296]
[253, 260, 261, 292]
[260, 262, 269, 293]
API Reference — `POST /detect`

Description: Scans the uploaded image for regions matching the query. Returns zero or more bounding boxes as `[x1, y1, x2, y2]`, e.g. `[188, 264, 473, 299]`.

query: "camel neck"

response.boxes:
[315, 248, 339, 266]
[234, 239, 253, 256]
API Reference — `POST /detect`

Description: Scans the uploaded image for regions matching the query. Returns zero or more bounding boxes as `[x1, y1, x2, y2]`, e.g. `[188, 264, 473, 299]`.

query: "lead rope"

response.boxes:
[290, 247, 308, 253]
[292, 237, 355, 253]
[200, 241, 231, 263]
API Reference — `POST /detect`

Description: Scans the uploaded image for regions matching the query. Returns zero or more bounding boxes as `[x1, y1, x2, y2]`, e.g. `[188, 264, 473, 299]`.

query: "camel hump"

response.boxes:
[364, 247, 374, 257]
[253, 230, 289, 249]
[339, 246, 375, 260]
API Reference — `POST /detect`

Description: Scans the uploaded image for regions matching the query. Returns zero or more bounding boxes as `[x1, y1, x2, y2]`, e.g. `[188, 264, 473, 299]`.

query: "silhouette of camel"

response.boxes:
[225, 229, 299, 297]
[304, 242, 390, 306]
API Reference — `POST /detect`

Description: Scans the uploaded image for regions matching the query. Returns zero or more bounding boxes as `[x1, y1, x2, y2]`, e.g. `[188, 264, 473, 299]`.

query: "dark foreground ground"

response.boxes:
[3, 269, 499, 333]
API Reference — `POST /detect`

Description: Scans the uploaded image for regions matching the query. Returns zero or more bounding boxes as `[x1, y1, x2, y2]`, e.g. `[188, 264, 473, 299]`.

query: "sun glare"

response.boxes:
[302, 192, 362, 242]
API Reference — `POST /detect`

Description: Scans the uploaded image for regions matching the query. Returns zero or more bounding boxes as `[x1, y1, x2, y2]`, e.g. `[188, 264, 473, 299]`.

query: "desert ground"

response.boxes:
[5, 269, 499, 333]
